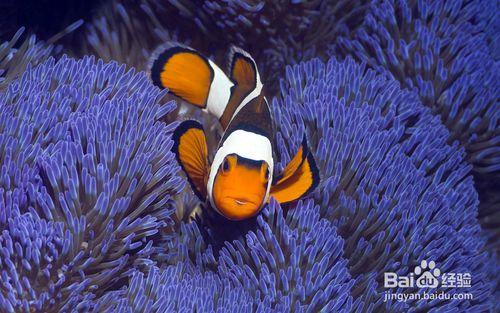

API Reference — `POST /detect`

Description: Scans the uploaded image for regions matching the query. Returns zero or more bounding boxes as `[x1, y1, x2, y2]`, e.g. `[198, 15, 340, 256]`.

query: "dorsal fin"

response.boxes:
[218, 46, 264, 129]
[227, 46, 259, 91]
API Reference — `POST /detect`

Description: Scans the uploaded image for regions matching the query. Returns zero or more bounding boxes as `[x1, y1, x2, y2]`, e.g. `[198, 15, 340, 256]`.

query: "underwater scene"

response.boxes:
[0, 0, 499, 312]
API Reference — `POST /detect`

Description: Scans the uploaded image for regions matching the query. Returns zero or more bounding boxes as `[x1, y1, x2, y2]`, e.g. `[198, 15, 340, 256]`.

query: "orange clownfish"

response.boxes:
[149, 43, 320, 221]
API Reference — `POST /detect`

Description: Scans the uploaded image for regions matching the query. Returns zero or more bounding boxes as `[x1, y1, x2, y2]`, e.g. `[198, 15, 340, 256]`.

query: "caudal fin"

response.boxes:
[149, 42, 215, 108]
[149, 42, 234, 121]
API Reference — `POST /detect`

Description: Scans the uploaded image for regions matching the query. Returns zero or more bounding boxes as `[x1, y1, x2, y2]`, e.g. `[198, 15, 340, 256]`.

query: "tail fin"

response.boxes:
[149, 42, 216, 108]
[149, 43, 234, 119]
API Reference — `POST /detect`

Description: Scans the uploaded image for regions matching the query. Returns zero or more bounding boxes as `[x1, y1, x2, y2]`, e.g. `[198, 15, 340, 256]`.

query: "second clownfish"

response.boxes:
[149, 43, 320, 221]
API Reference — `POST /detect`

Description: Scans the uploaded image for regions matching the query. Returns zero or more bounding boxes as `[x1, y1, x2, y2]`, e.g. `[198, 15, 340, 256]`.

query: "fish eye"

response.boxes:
[222, 157, 230, 173]
[260, 163, 270, 183]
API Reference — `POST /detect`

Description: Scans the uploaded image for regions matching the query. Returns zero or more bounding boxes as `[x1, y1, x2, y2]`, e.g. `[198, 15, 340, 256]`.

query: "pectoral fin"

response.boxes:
[172, 120, 209, 200]
[270, 136, 320, 204]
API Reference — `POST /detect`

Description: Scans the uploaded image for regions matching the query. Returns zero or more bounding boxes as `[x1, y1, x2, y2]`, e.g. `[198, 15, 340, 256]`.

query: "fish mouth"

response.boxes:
[228, 197, 257, 206]
[214, 195, 265, 220]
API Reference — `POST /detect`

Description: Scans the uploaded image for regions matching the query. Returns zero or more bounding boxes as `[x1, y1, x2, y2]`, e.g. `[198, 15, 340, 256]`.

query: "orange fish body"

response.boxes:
[150, 43, 319, 220]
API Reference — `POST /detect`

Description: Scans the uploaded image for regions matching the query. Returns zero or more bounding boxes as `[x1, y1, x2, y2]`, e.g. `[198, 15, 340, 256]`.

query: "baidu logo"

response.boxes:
[384, 260, 440, 288]
[383, 260, 473, 302]
[384, 259, 471, 289]
[414, 260, 441, 288]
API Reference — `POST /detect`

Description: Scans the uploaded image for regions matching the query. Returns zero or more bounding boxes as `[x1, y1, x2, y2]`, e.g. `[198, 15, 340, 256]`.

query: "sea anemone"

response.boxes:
[218, 199, 353, 312]
[336, 0, 499, 175]
[95, 55, 497, 312]
[0, 207, 95, 311]
[484, 14, 499, 60]
[1, 2, 497, 311]
[335, 0, 500, 256]
[0, 55, 183, 312]
[93, 200, 353, 312]
[69, 0, 192, 71]
[467, 0, 499, 60]
[0, 28, 53, 91]
[94, 262, 253, 312]
[271, 56, 495, 311]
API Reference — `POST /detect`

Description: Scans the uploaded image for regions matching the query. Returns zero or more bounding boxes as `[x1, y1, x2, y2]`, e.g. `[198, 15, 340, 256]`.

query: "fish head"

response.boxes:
[211, 154, 271, 220]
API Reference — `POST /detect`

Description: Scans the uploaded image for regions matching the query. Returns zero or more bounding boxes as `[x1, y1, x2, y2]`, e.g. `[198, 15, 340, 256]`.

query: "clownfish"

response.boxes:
[149, 43, 320, 221]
